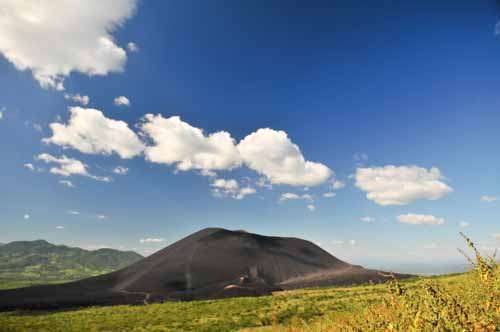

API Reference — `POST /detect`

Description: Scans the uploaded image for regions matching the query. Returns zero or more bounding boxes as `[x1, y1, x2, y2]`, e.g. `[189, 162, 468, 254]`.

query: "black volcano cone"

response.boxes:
[0, 228, 407, 310]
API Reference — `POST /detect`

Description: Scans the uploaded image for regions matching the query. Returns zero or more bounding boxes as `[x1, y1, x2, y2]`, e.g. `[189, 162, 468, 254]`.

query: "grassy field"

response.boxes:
[0, 235, 497, 331]
[0, 269, 114, 291]
[0, 273, 480, 332]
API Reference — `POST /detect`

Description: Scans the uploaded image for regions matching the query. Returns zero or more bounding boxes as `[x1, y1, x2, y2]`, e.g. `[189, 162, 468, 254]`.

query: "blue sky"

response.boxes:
[0, 0, 499, 268]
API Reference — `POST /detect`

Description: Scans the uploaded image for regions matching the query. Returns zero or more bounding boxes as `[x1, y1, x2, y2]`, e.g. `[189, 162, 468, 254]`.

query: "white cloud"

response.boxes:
[332, 179, 345, 190]
[24, 214, 30, 220]
[0, 108, 4, 120]
[397, 214, 445, 225]
[238, 128, 332, 186]
[140, 238, 164, 243]
[64, 93, 90, 106]
[279, 193, 313, 202]
[68, 210, 80, 215]
[355, 165, 452, 206]
[97, 215, 108, 220]
[0, 0, 137, 90]
[55, 225, 64, 230]
[113, 166, 129, 175]
[211, 178, 256, 200]
[114, 96, 130, 106]
[307, 204, 316, 211]
[43, 107, 145, 159]
[127, 42, 139, 52]
[212, 178, 239, 191]
[323, 192, 336, 198]
[236, 187, 257, 200]
[360, 216, 375, 223]
[37, 153, 86, 176]
[481, 195, 498, 203]
[140, 114, 242, 173]
[59, 180, 75, 188]
[459, 221, 470, 228]
[24, 163, 35, 171]
[36, 153, 110, 182]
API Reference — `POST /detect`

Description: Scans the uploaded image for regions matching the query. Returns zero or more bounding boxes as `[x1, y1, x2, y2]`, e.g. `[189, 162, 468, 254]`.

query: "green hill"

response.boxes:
[0, 240, 142, 289]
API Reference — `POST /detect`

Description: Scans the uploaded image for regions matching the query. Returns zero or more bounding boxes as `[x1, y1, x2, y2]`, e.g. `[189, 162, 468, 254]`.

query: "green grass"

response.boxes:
[0, 269, 112, 290]
[0, 274, 463, 332]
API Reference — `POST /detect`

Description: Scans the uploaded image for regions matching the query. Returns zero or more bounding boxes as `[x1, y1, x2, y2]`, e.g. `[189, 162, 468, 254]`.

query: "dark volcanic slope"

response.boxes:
[0, 228, 407, 310]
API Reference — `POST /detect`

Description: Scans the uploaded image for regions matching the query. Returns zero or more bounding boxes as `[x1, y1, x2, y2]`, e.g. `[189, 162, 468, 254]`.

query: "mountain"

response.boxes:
[0, 228, 410, 310]
[0, 240, 143, 288]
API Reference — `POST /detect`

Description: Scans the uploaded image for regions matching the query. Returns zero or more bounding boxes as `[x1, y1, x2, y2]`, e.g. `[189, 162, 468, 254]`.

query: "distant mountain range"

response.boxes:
[0, 240, 142, 289]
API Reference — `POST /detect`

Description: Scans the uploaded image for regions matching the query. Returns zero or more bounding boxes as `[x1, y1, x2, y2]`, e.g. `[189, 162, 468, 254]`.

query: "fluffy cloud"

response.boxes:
[323, 192, 336, 198]
[43, 107, 145, 159]
[238, 128, 332, 186]
[211, 178, 256, 200]
[0, 0, 137, 90]
[355, 165, 452, 206]
[279, 193, 313, 202]
[68, 210, 80, 215]
[140, 114, 242, 173]
[237, 187, 257, 199]
[55, 225, 65, 230]
[114, 96, 130, 106]
[307, 204, 316, 211]
[481, 195, 498, 202]
[113, 166, 129, 175]
[97, 215, 108, 220]
[360, 216, 375, 223]
[140, 238, 165, 243]
[24, 214, 30, 220]
[23, 163, 35, 171]
[59, 180, 75, 188]
[36, 153, 110, 182]
[332, 179, 345, 190]
[397, 214, 445, 225]
[64, 93, 90, 106]
[139, 116, 332, 188]
[127, 42, 139, 52]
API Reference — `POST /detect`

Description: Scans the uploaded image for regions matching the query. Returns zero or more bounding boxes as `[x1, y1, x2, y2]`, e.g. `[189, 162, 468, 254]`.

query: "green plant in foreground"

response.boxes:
[338, 233, 499, 332]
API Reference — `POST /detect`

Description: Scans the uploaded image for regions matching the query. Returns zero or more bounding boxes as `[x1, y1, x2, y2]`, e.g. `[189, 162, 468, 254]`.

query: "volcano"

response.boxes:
[0, 228, 407, 310]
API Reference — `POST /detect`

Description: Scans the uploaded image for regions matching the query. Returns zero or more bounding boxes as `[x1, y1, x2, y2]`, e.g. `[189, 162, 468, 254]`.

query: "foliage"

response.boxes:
[326, 232, 500, 331]
[0, 240, 142, 290]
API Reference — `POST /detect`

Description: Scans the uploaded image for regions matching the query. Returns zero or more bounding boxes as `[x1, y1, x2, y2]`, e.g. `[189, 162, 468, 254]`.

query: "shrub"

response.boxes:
[338, 233, 499, 331]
